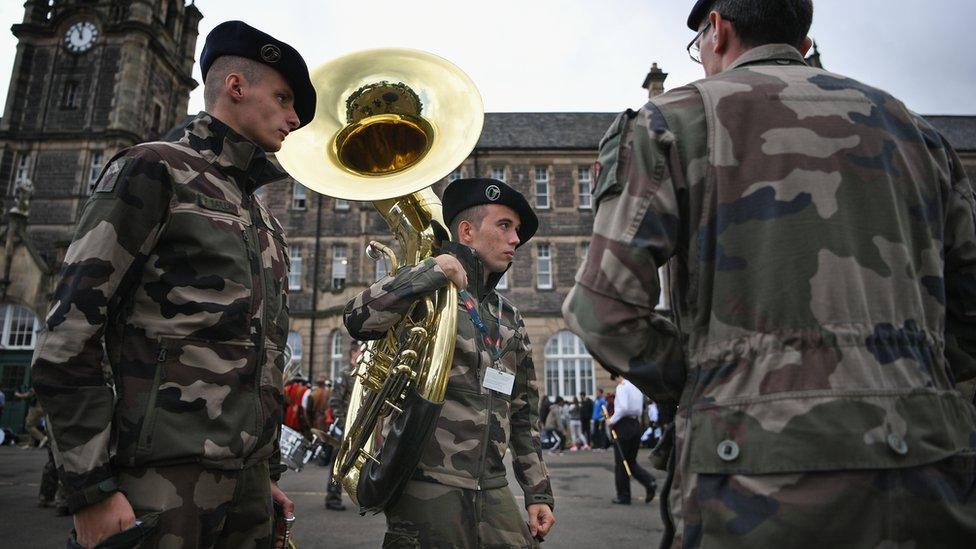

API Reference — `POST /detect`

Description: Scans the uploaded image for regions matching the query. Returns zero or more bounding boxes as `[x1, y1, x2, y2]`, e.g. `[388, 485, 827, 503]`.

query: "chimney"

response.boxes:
[642, 63, 668, 98]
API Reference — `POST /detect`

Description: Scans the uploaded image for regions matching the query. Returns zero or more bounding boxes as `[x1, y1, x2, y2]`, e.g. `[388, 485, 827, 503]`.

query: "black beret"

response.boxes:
[688, 0, 717, 30]
[442, 178, 539, 248]
[200, 21, 316, 128]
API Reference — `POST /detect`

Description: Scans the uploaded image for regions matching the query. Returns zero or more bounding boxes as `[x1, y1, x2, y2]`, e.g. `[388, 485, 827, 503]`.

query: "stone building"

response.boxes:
[2, 0, 976, 431]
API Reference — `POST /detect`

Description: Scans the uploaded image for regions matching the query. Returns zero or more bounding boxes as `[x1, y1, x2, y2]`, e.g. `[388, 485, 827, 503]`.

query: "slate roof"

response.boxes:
[476, 112, 976, 152]
[476, 113, 618, 150]
[924, 116, 976, 152]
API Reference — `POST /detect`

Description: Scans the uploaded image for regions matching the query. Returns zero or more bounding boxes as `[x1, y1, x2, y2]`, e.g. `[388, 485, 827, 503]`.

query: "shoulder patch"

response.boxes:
[197, 195, 239, 215]
[93, 159, 129, 194]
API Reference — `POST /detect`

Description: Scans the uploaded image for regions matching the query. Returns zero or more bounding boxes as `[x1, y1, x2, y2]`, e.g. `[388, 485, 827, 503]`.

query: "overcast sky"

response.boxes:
[0, 0, 973, 116]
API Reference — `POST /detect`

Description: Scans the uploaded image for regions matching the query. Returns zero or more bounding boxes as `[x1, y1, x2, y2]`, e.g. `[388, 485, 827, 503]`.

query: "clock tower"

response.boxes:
[0, 0, 203, 274]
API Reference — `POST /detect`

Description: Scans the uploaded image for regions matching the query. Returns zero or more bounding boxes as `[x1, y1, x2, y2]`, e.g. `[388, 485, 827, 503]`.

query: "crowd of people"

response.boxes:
[541, 389, 663, 454]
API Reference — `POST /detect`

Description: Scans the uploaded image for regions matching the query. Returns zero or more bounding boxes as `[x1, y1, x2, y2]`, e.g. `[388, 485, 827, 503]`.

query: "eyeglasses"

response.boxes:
[686, 21, 711, 64]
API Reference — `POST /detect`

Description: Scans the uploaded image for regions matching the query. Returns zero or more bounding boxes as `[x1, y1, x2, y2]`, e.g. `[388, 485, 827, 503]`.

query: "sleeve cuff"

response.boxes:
[65, 476, 119, 514]
[524, 492, 554, 510]
[269, 463, 288, 482]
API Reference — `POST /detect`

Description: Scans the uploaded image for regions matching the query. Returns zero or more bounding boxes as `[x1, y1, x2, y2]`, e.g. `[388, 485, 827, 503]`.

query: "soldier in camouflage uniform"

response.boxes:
[30, 21, 315, 548]
[345, 178, 556, 548]
[564, 1, 976, 547]
[322, 343, 360, 511]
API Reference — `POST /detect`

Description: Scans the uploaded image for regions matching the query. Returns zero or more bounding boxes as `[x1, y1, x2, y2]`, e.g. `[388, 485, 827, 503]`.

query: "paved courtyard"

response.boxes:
[0, 444, 665, 548]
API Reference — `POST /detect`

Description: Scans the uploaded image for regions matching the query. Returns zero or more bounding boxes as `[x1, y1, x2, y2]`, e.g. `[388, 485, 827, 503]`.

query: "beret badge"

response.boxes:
[485, 185, 501, 201]
[260, 44, 281, 63]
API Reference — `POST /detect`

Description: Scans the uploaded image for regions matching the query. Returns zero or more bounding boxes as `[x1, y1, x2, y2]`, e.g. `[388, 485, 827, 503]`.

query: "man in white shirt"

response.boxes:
[607, 373, 657, 504]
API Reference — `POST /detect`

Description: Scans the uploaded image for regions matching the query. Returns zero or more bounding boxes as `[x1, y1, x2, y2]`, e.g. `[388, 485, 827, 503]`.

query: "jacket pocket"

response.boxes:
[134, 336, 258, 466]
[689, 388, 976, 475]
[135, 343, 170, 456]
[251, 341, 286, 461]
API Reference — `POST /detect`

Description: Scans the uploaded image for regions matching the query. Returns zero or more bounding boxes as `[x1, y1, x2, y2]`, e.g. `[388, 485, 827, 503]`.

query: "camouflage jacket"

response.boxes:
[344, 242, 554, 509]
[31, 113, 291, 511]
[329, 365, 354, 431]
[564, 45, 976, 545]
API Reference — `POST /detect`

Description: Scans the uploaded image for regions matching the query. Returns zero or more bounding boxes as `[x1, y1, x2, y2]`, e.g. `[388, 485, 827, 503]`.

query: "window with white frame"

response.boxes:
[87, 151, 104, 194]
[536, 244, 552, 289]
[335, 199, 350, 210]
[374, 256, 391, 281]
[287, 330, 303, 371]
[496, 270, 509, 290]
[581, 241, 590, 262]
[490, 166, 506, 182]
[330, 330, 344, 380]
[291, 183, 307, 210]
[578, 166, 592, 209]
[15, 153, 31, 185]
[288, 246, 302, 290]
[448, 168, 463, 182]
[1, 305, 39, 349]
[332, 244, 348, 290]
[534, 167, 550, 209]
[544, 331, 595, 398]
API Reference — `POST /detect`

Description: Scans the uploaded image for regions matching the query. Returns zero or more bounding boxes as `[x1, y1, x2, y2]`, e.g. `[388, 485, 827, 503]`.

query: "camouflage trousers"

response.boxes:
[384, 480, 538, 549]
[24, 404, 45, 445]
[673, 452, 976, 548]
[117, 462, 274, 548]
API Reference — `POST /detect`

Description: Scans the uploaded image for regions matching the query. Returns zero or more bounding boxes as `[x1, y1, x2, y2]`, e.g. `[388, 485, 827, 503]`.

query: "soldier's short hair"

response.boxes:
[712, 0, 813, 51]
[449, 204, 490, 240]
[203, 55, 269, 111]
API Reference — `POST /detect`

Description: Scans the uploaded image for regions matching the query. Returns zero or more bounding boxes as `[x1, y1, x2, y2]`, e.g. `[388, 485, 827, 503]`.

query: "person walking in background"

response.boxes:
[14, 386, 44, 447]
[606, 374, 656, 505]
[568, 397, 588, 451]
[544, 397, 565, 453]
[591, 388, 608, 450]
[307, 374, 333, 435]
[323, 343, 361, 512]
[578, 392, 593, 450]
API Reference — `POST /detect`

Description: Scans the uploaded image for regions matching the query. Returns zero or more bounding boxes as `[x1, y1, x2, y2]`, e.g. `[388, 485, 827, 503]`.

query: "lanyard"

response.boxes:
[458, 288, 502, 364]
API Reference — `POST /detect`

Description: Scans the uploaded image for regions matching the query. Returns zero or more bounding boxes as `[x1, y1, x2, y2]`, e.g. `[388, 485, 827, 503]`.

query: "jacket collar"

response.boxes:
[180, 112, 288, 193]
[726, 43, 808, 72]
[439, 241, 507, 301]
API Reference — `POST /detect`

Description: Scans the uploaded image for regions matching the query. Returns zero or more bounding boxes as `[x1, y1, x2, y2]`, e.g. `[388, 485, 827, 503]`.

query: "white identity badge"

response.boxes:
[483, 367, 515, 396]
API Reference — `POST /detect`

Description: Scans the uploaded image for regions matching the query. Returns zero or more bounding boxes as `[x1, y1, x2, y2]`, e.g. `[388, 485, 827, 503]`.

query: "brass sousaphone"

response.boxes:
[276, 48, 484, 513]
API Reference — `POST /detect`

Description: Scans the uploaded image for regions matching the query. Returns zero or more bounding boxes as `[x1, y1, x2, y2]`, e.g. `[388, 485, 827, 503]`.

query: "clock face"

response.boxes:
[64, 21, 98, 54]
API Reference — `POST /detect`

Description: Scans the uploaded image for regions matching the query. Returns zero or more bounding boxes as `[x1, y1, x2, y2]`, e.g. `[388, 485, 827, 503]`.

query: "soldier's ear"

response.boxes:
[799, 36, 813, 57]
[457, 219, 476, 245]
[225, 73, 245, 103]
[709, 11, 728, 55]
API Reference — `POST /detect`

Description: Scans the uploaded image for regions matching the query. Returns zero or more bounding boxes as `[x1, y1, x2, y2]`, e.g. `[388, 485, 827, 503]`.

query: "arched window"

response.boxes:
[0, 304, 39, 349]
[330, 330, 345, 380]
[286, 330, 303, 372]
[543, 331, 594, 399]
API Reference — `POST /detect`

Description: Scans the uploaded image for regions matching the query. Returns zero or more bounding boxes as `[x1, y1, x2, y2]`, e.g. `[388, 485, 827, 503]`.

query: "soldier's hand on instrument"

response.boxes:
[271, 481, 294, 519]
[526, 503, 555, 537]
[73, 491, 135, 548]
[434, 254, 468, 289]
